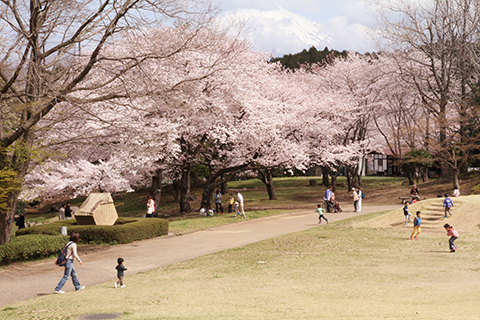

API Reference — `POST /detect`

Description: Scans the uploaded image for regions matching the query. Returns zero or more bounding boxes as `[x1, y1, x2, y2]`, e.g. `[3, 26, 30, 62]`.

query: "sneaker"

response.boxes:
[76, 286, 85, 291]
[405, 222, 408, 225]
[326, 220, 329, 224]
[54, 290, 65, 294]
[444, 216, 448, 218]
[121, 285, 125, 288]
[450, 249, 456, 253]
[414, 236, 418, 240]
[114, 282, 117, 288]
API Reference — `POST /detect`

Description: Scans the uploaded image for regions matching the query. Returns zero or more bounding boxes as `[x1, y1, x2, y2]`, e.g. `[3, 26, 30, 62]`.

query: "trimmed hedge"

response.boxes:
[0, 234, 68, 265]
[15, 217, 169, 245]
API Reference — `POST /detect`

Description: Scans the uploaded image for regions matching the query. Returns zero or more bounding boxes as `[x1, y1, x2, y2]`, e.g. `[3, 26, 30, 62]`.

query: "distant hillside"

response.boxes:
[270, 46, 348, 70]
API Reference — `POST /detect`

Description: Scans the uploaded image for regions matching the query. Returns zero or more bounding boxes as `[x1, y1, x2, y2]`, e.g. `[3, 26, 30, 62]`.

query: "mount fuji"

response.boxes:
[220, 7, 332, 57]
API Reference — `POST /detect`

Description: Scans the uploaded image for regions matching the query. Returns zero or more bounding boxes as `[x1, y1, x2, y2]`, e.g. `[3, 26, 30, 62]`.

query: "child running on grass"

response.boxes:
[233, 201, 245, 218]
[115, 257, 130, 288]
[403, 202, 411, 225]
[410, 211, 421, 240]
[443, 193, 453, 218]
[316, 204, 329, 224]
[444, 224, 459, 253]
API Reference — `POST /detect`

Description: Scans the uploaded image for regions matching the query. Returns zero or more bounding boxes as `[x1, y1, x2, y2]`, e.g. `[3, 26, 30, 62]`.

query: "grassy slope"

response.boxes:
[3, 196, 480, 319]
[358, 194, 480, 233]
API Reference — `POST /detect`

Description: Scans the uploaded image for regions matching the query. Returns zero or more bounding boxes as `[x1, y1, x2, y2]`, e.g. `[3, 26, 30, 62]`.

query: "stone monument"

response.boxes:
[75, 193, 118, 225]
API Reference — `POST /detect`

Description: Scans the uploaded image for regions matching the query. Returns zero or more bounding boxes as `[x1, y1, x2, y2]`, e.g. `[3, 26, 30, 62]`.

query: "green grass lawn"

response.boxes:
[3, 208, 480, 319]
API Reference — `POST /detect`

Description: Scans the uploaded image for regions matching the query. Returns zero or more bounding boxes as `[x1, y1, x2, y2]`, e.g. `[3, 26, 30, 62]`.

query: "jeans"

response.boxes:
[55, 259, 81, 291]
[449, 236, 458, 250]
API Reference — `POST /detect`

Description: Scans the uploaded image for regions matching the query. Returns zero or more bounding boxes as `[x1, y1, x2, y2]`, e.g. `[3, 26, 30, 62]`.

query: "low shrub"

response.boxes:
[0, 234, 68, 265]
[15, 217, 169, 244]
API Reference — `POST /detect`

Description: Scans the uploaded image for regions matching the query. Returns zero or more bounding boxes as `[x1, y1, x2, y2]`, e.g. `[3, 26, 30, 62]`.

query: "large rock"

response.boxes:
[75, 193, 118, 225]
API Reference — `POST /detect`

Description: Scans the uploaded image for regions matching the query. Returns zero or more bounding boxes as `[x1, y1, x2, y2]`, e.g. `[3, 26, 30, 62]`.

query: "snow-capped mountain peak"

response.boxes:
[219, 7, 331, 56]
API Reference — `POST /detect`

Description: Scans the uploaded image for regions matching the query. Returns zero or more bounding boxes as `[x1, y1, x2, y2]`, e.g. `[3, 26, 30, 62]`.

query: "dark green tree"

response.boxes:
[401, 149, 433, 185]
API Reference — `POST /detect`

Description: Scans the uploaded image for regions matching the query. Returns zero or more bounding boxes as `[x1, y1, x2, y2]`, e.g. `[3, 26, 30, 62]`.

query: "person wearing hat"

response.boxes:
[351, 188, 359, 212]
[410, 185, 420, 202]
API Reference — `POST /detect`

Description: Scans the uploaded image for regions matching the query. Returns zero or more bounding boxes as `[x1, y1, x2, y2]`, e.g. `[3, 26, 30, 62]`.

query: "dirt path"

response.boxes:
[0, 205, 398, 307]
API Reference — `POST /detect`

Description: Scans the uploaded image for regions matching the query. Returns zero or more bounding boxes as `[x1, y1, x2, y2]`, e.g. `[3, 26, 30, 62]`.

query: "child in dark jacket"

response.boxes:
[115, 257, 130, 288]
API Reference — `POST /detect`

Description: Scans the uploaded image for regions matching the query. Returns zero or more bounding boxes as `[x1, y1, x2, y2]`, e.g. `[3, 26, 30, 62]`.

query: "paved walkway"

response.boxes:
[0, 205, 398, 307]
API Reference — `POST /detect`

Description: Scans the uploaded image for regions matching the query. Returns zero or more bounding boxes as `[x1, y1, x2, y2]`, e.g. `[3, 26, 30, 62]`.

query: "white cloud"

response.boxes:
[218, 5, 376, 56]
[324, 16, 375, 52]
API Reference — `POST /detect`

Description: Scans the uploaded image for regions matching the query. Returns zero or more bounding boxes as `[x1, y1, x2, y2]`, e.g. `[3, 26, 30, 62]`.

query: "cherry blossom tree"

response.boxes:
[0, 0, 221, 243]
[372, 0, 480, 184]
[308, 53, 387, 190]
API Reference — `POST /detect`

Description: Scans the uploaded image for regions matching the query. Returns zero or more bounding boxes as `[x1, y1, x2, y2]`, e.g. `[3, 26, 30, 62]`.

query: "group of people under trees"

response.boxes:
[211, 190, 246, 218]
[146, 190, 246, 218]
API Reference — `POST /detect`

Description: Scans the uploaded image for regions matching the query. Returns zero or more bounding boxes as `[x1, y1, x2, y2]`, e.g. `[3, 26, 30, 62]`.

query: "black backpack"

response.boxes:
[55, 242, 72, 267]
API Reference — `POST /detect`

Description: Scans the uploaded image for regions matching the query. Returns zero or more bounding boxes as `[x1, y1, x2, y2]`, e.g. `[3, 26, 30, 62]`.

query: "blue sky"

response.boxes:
[215, 0, 378, 56]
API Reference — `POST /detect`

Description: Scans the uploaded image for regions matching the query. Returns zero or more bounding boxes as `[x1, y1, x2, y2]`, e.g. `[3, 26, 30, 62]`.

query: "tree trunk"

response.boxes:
[345, 164, 358, 191]
[200, 180, 216, 211]
[179, 163, 192, 214]
[0, 129, 33, 244]
[330, 170, 338, 193]
[151, 168, 163, 217]
[171, 180, 179, 202]
[420, 167, 429, 182]
[221, 181, 228, 195]
[407, 170, 415, 185]
[0, 194, 17, 245]
[258, 168, 277, 200]
[322, 166, 330, 186]
[453, 171, 459, 189]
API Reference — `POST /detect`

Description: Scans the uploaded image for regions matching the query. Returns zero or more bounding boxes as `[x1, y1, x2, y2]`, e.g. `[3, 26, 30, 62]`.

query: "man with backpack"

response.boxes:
[54, 232, 85, 293]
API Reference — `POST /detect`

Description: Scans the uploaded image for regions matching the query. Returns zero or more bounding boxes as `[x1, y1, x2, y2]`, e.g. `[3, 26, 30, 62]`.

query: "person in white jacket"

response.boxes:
[235, 190, 246, 219]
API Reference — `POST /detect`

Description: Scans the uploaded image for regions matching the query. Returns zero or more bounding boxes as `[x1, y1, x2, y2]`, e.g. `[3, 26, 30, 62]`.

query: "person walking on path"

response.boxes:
[65, 202, 73, 220]
[114, 257, 130, 288]
[356, 187, 363, 212]
[54, 232, 85, 293]
[351, 188, 359, 212]
[444, 223, 459, 253]
[58, 204, 66, 221]
[410, 211, 422, 240]
[214, 190, 224, 215]
[228, 194, 234, 214]
[235, 190, 246, 219]
[146, 196, 155, 218]
[443, 193, 453, 218]
[316, 204, 329, 224]
[403, 202, 411, 225]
